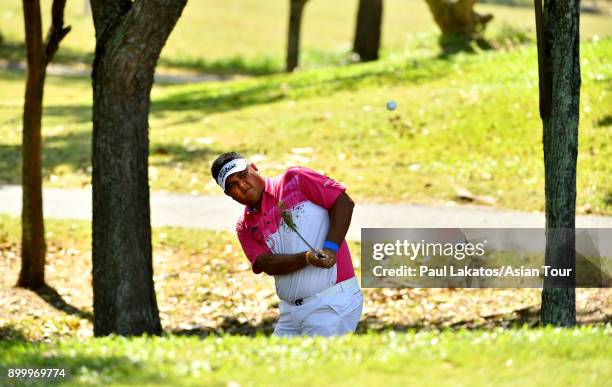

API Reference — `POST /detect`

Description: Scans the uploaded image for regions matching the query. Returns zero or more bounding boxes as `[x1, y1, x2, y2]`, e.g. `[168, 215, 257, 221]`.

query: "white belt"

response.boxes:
[290, 276, 359, 306]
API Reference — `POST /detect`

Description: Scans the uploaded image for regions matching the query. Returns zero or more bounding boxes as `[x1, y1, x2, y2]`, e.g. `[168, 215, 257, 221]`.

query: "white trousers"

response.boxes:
[273, 286, 363, 337]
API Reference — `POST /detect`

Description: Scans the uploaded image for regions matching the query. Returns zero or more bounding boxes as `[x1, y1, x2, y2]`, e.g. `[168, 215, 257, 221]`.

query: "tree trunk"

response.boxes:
[352, 0, 383, 62]
[90, 0, 186, 337]
[286, 0, 308, 72]
[18, 0, 69, 290]
[424, 0, 492, 37]
[538, 0, 580, 327]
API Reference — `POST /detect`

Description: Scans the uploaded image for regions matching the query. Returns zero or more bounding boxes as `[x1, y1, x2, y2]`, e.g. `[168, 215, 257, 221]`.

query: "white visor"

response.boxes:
[216, 158, 249, 191]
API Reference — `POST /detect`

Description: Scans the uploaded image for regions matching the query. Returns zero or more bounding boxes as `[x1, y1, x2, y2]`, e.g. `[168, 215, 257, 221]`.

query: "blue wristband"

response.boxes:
[323, 240, 339, 253]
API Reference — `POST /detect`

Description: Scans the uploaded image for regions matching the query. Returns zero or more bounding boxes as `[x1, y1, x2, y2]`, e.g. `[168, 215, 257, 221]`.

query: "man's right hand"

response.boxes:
[306, 250, 336, 269]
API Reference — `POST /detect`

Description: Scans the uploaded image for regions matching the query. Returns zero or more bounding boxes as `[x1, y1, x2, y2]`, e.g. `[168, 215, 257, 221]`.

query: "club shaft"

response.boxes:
[291, 226, 324, 257]
[295, 229, 316, 252]
[283, 215, 325, 258]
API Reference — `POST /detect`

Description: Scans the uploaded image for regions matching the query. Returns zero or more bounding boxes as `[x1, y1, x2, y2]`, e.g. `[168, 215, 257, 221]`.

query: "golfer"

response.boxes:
[211, 152, 363, 336]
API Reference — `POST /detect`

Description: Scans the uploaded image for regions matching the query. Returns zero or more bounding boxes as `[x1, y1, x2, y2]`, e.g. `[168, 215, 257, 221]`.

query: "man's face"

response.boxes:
[224, 164, 265, 206]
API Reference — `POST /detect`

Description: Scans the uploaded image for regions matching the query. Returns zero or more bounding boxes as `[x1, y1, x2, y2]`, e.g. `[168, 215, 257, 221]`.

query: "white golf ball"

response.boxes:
[386, 100, 397, 111]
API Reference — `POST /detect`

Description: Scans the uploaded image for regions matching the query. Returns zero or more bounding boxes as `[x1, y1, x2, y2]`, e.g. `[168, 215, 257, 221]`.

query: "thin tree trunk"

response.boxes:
[18, 0, 69, 290]
[286, 0, 308, 72]
[90, 0, 186, 336]
[539, 0, 580, 327]
[19, 0, 46, 289]
[352, 0, 383, 62]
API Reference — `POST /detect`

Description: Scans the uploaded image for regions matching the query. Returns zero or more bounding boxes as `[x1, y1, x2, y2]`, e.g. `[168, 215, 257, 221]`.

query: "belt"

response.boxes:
[290, 276, 359, 306]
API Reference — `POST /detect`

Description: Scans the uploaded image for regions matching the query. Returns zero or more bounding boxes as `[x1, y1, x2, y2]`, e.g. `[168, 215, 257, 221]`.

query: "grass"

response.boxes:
[0, 1, 610, 214]
[0, 0, 610, 73]
[1, 37, 611, 213]
[1, 217, 610, 386]
[0, 327, 611, 386]
[1, 214, 610, 342]
[1, 4, 610, 385]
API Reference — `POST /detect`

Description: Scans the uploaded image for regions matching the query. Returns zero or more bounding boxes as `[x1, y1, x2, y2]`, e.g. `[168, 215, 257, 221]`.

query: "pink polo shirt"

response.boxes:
[236, 167, 356, 302]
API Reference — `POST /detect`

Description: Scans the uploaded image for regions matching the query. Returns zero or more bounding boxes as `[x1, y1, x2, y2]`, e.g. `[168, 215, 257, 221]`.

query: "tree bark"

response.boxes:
[90, 0, 186, 336]
[538, 0, 580, 327]
[424, 0, 492, 37]
[286, 0, 308, 72]
[352, 0, 383, 62]
[18, 0, 69, 290]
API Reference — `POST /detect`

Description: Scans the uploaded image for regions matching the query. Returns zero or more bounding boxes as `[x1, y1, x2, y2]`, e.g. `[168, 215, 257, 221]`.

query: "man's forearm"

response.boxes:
[325, 192, 355, 245]
[254, 252, 309, 275]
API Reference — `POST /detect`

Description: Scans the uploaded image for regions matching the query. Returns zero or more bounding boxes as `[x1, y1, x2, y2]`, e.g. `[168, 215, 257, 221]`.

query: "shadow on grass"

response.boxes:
[596, 114, 612, 128]
[152, 58, 450, 116]
[169, 305, 543, 338]
[0, 130, 90, 186]
[44, 104, 92, 123]
[150, 143, 228, 166]
[1, 39, 280, 76]
[356, 305, 542, 334]
[437, 35, 495, 60]
[152, 82, 286, 116]
[170, 316, 277, 338]
[0, 144, 20, 185]
[0, 324, 29, 341]
[0, 41, 92, 67]
[0, 41, 27, 63]
[35, 285, 93, 322]
[0, 67, 90, 88]
[3, 44, 454, 123]
[604, 191, 612, 207]
[0, 129, 223, 186]
[158, 55, 281, 76]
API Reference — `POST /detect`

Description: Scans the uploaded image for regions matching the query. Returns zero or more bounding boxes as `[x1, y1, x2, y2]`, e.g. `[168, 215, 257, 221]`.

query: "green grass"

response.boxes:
[1, 1, 610, 213]
[1, 327, 611, 386]
[0, 0, 610, 73]
[1, 217, 611, 385]
[1, 38, 610, 213]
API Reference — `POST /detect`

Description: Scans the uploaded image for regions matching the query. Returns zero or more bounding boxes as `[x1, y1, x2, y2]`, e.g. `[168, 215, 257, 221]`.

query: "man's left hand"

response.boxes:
[320, 248, 337, 268]
[307, 249, 336, 269]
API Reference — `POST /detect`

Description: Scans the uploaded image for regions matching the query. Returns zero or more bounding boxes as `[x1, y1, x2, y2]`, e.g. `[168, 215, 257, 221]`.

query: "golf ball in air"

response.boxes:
[386, 100, 397, 111]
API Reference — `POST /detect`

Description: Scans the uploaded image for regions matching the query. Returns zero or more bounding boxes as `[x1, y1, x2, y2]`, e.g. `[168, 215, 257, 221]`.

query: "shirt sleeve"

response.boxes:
[293, 167, 346, 209]
[236, 220, 270, 274]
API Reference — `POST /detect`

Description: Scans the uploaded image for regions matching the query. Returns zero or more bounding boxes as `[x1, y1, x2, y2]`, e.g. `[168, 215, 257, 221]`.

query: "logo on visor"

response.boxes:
[218, 162, 237, 182]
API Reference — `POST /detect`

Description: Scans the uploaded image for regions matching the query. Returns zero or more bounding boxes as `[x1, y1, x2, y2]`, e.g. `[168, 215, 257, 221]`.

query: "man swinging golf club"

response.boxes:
[211, 152, 363, 336]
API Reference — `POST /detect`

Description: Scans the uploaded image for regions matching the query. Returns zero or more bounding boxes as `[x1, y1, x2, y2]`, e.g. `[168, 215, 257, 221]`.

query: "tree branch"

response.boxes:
[44, 0, 71, 65]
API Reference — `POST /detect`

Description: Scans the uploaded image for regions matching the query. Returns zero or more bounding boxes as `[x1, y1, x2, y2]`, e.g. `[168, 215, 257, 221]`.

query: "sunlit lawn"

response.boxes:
[1, 327, 611, 386]
[0, 37, 610, 213]
[0, 0, 611, 73]
[0, 1, 610, 213]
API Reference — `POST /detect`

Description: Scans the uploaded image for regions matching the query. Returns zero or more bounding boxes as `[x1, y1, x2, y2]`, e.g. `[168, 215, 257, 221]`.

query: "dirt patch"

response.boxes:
[1, 241, 610, 340]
